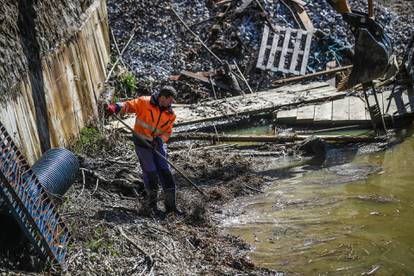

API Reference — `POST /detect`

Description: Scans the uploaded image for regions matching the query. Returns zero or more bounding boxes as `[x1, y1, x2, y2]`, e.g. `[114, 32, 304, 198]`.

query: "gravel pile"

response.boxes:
[108, 0, 413, 92]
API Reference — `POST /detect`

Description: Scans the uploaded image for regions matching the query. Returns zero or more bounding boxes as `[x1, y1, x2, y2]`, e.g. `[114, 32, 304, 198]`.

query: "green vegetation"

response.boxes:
[85, 226, 118, 256]
[120, 72, 137, 94]
[72, 127, 103, 155]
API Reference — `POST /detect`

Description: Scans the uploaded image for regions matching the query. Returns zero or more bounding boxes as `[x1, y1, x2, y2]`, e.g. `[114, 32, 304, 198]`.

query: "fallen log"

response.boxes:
[170, 133, 386, 143]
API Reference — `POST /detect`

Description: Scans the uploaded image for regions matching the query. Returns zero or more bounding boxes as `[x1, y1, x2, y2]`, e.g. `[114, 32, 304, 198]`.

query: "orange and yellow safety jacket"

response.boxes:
[121, 95, 176, 143]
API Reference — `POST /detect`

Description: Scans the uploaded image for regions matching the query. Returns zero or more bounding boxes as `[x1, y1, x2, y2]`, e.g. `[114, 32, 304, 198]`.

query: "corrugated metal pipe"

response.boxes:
[31, 148, 79, 203]
[0, 148, 79, 250]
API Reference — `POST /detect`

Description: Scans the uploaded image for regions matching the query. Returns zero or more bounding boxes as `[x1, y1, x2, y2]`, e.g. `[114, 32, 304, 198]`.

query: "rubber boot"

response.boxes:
[164, 191, 184, 216]
[145, 189, 165, 218]
[144, 172, 165, 218]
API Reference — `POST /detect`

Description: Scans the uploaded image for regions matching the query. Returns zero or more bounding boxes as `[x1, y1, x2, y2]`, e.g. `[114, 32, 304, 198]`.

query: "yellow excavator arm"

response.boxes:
[326, 0, 393, 88]
[329, 0, 375, 17]
[327, 0, 352, 14]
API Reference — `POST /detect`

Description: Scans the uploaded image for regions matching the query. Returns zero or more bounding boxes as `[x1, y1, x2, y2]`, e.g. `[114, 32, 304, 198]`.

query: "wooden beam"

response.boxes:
[285, 0, 314, 33]
[272, 65, 353, 86]
[175, 90, 345, 127]
[171, 133, 385, 143]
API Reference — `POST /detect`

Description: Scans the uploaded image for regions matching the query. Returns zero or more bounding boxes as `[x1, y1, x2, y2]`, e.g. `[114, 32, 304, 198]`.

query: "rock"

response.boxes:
[298, 136, 329, 158]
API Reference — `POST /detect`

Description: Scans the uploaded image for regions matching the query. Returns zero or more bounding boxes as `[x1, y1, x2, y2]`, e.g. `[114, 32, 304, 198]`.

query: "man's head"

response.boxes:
[158, 86, 177, 108]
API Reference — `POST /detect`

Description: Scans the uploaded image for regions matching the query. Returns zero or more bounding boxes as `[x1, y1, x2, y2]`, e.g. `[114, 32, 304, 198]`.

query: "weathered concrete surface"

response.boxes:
[0, 0, 110, 164]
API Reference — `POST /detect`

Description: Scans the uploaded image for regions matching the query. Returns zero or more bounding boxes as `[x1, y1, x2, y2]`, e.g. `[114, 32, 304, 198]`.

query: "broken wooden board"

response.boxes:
[313, 101, 332, 122]
[180, 70, 235, 92]
[109, 82, 414, 132]
[274, 88, 414, 126]
[272, 65, 352, 86]
[109, 82, 341, 130]
[174, 82, 342, 126]
[276, 108, 297, 122]
[285, 0, 315, 33]
[296, 104, 315, 122]
[332, 97, 350, 122]
[257, 25, 313, 75]
[349, 96, 367, 122]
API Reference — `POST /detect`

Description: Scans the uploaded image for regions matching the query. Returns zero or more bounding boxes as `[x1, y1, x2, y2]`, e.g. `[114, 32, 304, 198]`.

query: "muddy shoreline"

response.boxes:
[60, 132, 393, 275]
[1, 0, 413, 274]
[0, 127, 395, 275]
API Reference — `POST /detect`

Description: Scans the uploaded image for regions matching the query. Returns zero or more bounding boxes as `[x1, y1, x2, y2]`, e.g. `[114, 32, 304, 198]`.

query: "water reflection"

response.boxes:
[223, 129, 414, 275]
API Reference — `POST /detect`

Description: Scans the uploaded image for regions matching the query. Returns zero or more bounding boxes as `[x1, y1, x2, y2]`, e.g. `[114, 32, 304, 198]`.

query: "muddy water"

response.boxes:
[223, 131, 414, 275]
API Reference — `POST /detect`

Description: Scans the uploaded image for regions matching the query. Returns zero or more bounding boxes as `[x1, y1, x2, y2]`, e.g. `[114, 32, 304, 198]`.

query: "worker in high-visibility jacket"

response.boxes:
[106, 86, 183, 216]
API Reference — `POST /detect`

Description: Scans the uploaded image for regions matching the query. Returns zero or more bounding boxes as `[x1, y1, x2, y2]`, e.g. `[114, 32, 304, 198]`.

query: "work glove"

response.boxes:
[105, 104, 116, 114]
[104, 103, 121, 115]
[151, 136, 163, 148]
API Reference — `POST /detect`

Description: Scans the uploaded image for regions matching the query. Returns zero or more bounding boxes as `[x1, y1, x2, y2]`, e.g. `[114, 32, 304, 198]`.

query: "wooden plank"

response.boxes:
[306, 86, 337, 96]
[289, 30, 303, 74]
[287, 0, 315, 33]
[296, 104, 315, 122]
[272, 65, 352, 86]
[257, 25, 270, 70]
[314, 101, 332, 122]
[276, 108, 297, 123]
[283, 81, 331, 93]
[349, 96, 367, 121]
[295, 9, 315, 33]
[266, 29, 281, 69]
[332, 97, 350, 121]
[277, 28, 292, 72]
[181, 70, 209, 83]
[300, 32, 313, 75]
[174, 82, 345, 126]
[172, 133, 385, 143]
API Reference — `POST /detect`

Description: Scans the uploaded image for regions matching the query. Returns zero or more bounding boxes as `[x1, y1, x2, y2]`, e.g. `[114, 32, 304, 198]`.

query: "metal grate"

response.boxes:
[0, 122, 70, 270]
[256, 25, 313, 75]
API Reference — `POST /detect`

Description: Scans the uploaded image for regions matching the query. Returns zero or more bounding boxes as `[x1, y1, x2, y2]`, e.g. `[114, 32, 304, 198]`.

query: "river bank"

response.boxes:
[1, 0, 414, 274]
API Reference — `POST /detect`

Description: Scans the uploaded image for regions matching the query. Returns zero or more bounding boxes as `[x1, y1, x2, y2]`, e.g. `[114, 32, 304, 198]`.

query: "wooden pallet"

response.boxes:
[256, 25, 313, 75]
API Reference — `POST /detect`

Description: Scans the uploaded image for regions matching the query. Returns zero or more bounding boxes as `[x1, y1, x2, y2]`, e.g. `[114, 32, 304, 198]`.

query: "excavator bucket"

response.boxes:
[341, 11, 393, 89]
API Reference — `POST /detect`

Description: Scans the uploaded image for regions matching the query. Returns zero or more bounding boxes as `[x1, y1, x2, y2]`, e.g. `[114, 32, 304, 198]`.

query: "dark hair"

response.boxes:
[159, 86, 177, 98]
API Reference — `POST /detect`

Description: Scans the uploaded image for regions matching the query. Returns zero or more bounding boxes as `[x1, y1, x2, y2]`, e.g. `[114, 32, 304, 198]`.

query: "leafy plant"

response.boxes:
[120, 72, 137, 94]
[85, 226, 118, 256]
[72, 127, 103, 154]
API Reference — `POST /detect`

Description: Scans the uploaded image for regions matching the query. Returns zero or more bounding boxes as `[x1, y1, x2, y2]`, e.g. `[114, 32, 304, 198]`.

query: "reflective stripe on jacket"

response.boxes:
[122, 96, 176, 142]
